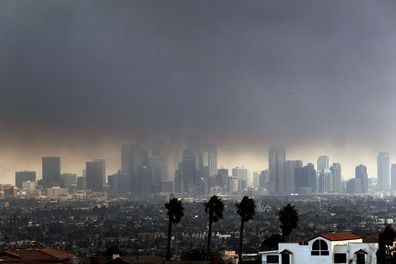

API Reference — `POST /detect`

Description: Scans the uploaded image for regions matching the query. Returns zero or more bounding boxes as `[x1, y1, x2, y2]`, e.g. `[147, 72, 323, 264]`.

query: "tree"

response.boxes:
[181, 247, 206, 261]
[105, 243, 120, 256]
[204, 195, 224, 260]
[377, 224, 396, 264]
[165, 197, 184, 260]
[278, 203, 298, 241]
[261, 234, 282, 251]
[236, 196, 256, 263]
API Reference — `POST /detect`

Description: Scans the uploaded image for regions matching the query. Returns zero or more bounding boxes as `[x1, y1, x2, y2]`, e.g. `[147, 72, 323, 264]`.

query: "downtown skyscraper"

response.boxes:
[232, 166, 249, 192]
[199, 143, 217, 180]
[295, 163, 316, 194]
[42, 157, 61, 187]
[181, 147, 198, 194]
[268, 147, 285, 194]
[391, 164, 396, 190]
[329, 163, 342, 193]
[284, 160, 302, 194]
[177, 143, 217, 195]
[355, 164, 368, 193]
[86, 159, 105, 192]
[15, 171, 36, 188]
[377, 152, 390, 191]
[317, 155, 329, 171]
[121, 143, 149, 196]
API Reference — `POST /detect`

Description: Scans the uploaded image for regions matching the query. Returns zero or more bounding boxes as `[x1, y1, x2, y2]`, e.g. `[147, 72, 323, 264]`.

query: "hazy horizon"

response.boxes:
[0, 141, 391, 184]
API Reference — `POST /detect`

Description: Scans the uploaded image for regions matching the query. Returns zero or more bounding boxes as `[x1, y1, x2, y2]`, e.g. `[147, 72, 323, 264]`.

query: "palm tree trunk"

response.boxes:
[166, 216, 172, 261]
[239, 219, 244, 264]
[207, 215, 213, 261]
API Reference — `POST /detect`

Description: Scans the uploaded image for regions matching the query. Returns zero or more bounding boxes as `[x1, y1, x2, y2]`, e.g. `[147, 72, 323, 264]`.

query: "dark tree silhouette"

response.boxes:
[377, 224, 396, 264]
[104, 242, 120, 256]
[236, 196, 256, 264]
[261, 234, 282, 251]
[165, 197, 184, 260]
[278, 203, 298, 241]
[181, 248, 206, 261]
[204, 195, 224, 260]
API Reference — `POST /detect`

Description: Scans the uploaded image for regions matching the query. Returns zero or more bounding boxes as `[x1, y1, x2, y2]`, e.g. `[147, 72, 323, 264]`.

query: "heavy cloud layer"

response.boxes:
[1, 1, 396, 181]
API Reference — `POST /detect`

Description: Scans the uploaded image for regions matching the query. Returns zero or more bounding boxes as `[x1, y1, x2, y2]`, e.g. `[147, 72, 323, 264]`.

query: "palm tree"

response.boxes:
[204, 195, 224, 260]
[278, 203, 298, 242]
[165, 197, 184, 261]
[236, 196, 255, 263]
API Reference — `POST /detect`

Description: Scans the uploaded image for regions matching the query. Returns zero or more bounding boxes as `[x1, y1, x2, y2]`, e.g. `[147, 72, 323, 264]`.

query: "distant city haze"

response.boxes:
[1, 0, 396, 182]
[0, 140, 391, 184]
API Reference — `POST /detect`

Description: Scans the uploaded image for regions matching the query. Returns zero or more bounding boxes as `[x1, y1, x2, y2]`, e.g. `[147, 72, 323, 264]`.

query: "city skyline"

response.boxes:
[2, 1, 396, 183]
[2, 143, 396, 187]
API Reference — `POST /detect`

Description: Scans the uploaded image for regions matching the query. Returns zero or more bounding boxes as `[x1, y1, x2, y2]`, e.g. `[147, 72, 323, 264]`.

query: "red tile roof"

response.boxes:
[17, 249, 55, 260]
[39, 247, 75, 260]
[1, 250, 21, 259]
[0, 247, 75, 263]
[319, 232, 362, 241]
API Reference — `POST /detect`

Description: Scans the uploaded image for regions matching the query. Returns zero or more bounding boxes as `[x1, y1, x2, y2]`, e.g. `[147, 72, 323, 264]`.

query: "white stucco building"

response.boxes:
[259, 232, 377, 264]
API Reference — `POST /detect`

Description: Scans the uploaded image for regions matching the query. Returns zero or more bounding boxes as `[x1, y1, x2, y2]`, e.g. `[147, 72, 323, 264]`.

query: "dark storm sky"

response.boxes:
[1, 0, 396, 181]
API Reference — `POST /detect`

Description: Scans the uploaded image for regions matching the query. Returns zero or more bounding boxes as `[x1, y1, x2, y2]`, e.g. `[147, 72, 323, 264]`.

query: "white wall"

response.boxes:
[260, 238, 378, 264]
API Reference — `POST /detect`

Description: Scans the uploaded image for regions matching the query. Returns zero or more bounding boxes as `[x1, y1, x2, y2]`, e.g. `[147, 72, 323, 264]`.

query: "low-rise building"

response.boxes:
[259, 232, 377, 264]
[0, 247, 76, 263]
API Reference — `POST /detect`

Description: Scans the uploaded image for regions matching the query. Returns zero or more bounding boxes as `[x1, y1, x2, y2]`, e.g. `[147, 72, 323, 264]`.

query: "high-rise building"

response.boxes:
[228, 177, 240, 194]
[86, 160, 105, 192]
[377, 152, 390, 191]
[284, 160, 302, 194]
[355, 164, 368, 193]
[178, 142, 217, 194]
[121, 143, 149, 196]
[199, 143, 217, 179]
[268, 147, 286, 194]
[135, 166, 152, 199]
[306, 163, 317, 193]
[181, 147, 198, 194]
[96, 159, 106, 183]
[318, 169, 332, 193]
[196, 143, 217, 194]
[252, 171, 261, 187]
[329, 163, 342, 193]
[150, 155, 163, 194]
[60, 173, 77, 188]
[108, 173, 119, 194]
[174, 162, 183, 193]
[295, 167, 303, 192]
[232, 166, 248, 191]
[42, 157, 61, 187]
[317, 155, 329, 172]
[346, 178, 361, 193]
[297, 163, 316, 194]
[216, 168, 228, 191]
[108, 170, 130, 195]
[15, 171, 36, 188]
[391, 164, 396, 190]
[150, 141, 170, 193]
[259, 170, 269, 189]
[76, 176, 86, 190]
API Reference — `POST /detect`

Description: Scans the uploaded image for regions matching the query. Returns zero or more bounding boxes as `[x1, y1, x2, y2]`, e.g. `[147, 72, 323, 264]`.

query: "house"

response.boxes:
[0, 247, 77, 263]
[259, 231, 378, 264]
